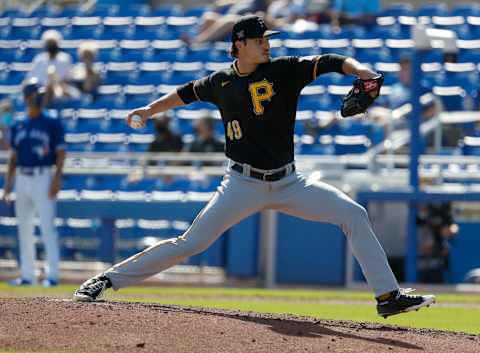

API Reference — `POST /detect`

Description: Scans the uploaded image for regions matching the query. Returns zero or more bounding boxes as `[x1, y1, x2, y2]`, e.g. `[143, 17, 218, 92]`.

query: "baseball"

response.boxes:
[130, 114, 144, 129]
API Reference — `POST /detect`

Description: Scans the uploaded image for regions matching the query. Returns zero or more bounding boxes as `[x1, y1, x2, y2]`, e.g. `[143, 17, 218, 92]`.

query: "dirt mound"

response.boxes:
[0, 297, 478, 353]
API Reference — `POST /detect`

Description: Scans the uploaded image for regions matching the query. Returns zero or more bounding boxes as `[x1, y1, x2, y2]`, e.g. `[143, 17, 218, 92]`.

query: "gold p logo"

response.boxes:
[248, 79, 274, 116]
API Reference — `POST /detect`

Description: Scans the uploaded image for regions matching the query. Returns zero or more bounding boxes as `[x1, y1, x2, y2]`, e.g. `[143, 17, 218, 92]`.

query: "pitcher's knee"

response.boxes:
[175, 235, 211, 258]
[351, 204, 369, 221]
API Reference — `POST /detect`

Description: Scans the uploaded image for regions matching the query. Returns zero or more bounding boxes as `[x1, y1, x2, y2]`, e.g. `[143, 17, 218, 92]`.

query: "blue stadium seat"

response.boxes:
[113, 4, 152, 17]
[91, 85, 124, 109]
[190, 176, 222, 192]
[384, 38, 413, 61]
[104, 62, 137, 85]
[298, 85, 327, 111]
[380, 3, 414, 17]
[283, 39, 318, 57]
[461, 136, 480, 155]
[123, 84, 157, 108]
[116, 40, 150, 62]
[152, 4, 184, 17]
[170, 62, 204, 84]
[0, 84, 21, 100]
[75, 108, 108, 133]
[92, 39, 118, 63]
[433, 86, 473, 111]
[300, 134, 335, 155]
[127, 133, 155, 152]
[132, 16, 168, 40]
[91, 175, 124, 191]
[444, 62, 479, 95]
[184, 6, 208, 17]
[92, 133, 127, 152]
[451, 3, 480, 17]
[4, 62, 31, 85]
[67, 16, 103, 40]
[334, 135, 371, 154]
[0, 17, 10, 40]
[9, 17, 41, 40]
[40, 17, 70, 34]
[352, 39, 391, 64]
[102, 16, 135, 40]
[458, 48, 480, 64]
[177, 44, 211, 62]
[159, 176, 191, 192]
[119, 178, 157, 192]
[337, 120, 372, 136]
[0, 217, 18, 259]
[59, 218, 100, 261]
[0, 39, 21, 63]
[137, 62, 169, 85]
[416, 3, 449, 17]
[166, 16, 198, 38]
[62, 175, 89, 191]
[148, 39, 185, 62]
[12, 41, 42, 63]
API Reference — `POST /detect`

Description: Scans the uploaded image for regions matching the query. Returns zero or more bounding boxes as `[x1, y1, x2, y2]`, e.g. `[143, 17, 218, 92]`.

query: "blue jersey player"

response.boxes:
[3, 78, 66, 287]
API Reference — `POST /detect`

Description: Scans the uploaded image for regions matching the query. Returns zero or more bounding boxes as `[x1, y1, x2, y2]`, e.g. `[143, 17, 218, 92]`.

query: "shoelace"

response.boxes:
[82, 280, 105, 296]
[397, 288, 422, 300]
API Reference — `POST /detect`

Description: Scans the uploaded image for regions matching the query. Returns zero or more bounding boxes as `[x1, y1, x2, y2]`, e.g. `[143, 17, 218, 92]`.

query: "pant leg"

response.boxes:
[32, 170, 59, 281]
[105, 171, 268, 289]
[272, 173, 399, 296]
[14, 174, 36, 283]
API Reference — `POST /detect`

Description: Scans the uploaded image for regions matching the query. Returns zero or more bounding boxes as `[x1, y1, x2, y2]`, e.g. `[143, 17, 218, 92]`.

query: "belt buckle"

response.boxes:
[262, 170, 275, 181]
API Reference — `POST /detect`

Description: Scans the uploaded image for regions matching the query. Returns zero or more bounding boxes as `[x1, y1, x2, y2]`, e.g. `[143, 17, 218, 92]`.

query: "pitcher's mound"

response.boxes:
[0, 297, 478, 353]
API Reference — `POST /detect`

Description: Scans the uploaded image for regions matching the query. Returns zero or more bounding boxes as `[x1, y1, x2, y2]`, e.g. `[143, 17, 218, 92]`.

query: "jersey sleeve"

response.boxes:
[284, 54, 347, 91]
[192, 74, 216, 104]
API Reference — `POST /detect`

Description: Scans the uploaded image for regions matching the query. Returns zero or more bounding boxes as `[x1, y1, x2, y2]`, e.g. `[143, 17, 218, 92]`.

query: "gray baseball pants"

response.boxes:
[105, 162, 399, 296]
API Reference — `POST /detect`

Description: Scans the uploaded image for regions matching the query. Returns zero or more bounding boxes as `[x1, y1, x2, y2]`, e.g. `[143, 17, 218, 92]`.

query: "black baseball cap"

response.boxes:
[231, 15, 280, 42]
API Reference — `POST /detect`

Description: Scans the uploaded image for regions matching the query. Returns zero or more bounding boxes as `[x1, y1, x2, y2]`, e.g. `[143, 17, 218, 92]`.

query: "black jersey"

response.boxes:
[178, 55, 345, 170]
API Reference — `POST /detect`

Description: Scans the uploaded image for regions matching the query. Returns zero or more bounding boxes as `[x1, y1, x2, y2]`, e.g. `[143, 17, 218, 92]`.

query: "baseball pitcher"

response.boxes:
[74, 15, 435, 318]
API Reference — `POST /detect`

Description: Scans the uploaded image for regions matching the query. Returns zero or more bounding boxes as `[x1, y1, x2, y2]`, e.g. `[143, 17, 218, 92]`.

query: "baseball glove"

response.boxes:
[340, 74, 384, 117]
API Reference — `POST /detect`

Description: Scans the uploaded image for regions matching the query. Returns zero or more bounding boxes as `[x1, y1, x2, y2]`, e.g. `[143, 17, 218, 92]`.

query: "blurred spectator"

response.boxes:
[186, 116, 224, 153]
[26, 30, 75, 106]
[417, 203, 459, 284]
[389, 56, 438, 117]
[147, 114, 183, 166]
[267, 0, 307, 25]
[0, 98, 14, 150]
[186, 0, 272, 44]
[71, 41, 102, 98]
[185, 0, 309, 44]
[330, 0, 380, 28]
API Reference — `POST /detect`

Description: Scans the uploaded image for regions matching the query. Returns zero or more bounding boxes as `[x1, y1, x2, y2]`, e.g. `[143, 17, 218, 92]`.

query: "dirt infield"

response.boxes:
[0, 297, 478, 353]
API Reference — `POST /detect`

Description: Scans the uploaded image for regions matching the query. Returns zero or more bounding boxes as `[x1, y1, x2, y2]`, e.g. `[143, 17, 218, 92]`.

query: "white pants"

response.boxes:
[106, 163, 399, 296]
[14, 167, 59, 283]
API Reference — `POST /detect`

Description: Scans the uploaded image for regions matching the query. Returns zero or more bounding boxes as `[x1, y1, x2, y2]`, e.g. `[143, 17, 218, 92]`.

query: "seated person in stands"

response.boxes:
[0, 98, 14, 150]
[26, 30, 75, 107]
[389, 56, 462, 150]
[389, 55, 438, 117]
[147, 114, 183, 166]
[71, 41, 102, 98]
[417, 203, 458, 284]
[185, 0, 306, 44]
[186, 116, 224, 154]
[185, 0, 271, 44]
[330, 0, 380, 28]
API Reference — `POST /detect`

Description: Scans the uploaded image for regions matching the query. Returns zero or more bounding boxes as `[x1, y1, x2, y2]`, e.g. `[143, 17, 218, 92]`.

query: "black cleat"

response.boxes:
[376, 288, 436, 318]
[73, 275, 111, 302]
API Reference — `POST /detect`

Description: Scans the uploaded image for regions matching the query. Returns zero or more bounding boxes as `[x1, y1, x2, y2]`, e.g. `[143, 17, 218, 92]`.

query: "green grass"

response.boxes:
[1, 283, 479, 334]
